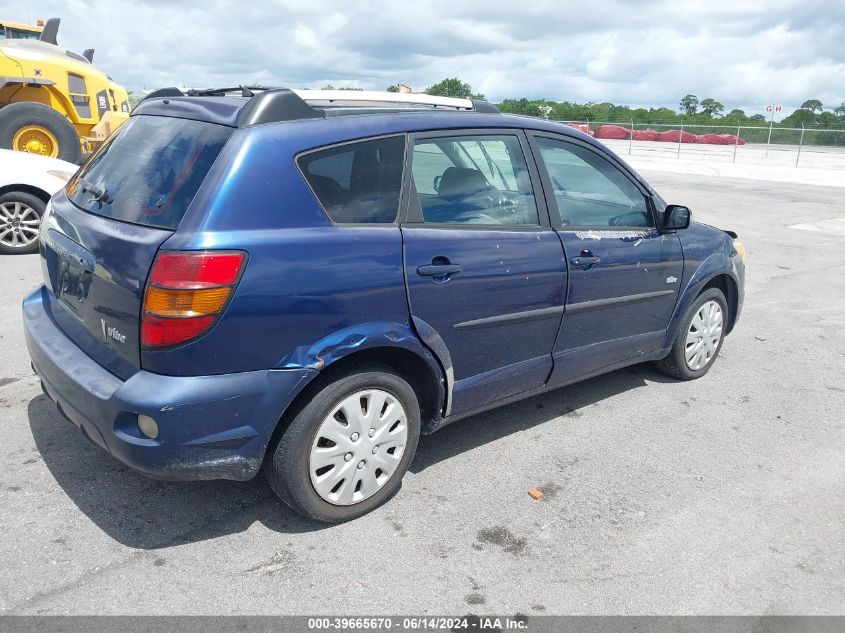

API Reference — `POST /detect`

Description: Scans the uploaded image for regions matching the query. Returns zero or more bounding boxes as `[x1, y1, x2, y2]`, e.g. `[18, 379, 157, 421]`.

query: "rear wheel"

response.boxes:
[265, 366, 421, 523]
[657, 288, 727, 380]
[0, 191, 45, 255]
[0, 102, 82, 164]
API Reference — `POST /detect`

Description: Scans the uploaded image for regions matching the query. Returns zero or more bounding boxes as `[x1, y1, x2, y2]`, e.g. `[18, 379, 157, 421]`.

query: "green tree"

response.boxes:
[783, 108, 817, 126]
[498, 98, 541, 117]
[699, 98, 725, 118]
[800, 99, 823, 114]
[725, 108, 746, 119]
[679, 94, 699, 115]
[425, 77, 485, 100]
[817, 111, 840, 128]
[386, 84, 399, 92]
[834, 102, 845, 122]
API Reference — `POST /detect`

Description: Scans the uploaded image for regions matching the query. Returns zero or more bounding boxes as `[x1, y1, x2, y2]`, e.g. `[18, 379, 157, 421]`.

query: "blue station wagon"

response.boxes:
[23, 88, 745, 522]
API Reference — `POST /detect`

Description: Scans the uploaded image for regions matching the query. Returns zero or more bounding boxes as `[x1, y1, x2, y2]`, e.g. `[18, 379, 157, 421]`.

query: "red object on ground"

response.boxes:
[565, 123, 594, 136]
[700, 134, 731, 145]
[595, 124, 631, 140]
[698, 133, 747, 145]
[593, 125, 747, 145]
[632, 129, 659, 141]
[656, 129, 699, 143]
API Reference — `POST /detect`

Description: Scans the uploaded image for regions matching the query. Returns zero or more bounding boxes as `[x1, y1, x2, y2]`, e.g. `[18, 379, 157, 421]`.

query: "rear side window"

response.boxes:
[409, 135, 539, 226]
[67, 115, 233, 230]
[298, 136, 405, 224]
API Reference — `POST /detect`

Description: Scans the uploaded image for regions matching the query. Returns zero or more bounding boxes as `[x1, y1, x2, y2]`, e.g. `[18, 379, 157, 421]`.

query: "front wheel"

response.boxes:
[657, 288, 728, 380]
[265, 366, 421, 523]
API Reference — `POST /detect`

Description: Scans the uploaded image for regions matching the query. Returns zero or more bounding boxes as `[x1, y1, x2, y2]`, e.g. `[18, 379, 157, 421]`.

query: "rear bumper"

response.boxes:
[23, 286, 316, 481]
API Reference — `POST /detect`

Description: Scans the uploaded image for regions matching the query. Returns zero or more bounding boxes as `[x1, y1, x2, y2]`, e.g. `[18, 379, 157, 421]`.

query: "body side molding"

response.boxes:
[454, 305, 564, 330]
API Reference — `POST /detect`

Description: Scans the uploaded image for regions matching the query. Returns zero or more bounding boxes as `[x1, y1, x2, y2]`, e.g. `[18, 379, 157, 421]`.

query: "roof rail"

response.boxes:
[186, 85, 279, 97]
[239, 89, 324, 125]
[136, 86, 500, 125]
[292, 90, 476, 110]
[140, 86, 185, 102]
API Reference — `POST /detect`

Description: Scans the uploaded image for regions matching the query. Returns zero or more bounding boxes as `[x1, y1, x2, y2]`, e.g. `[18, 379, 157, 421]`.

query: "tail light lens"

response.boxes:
[142, 250, 246, 348]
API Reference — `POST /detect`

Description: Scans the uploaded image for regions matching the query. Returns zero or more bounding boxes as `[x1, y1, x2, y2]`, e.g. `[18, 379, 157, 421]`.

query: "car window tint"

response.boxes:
[535, 137, 651, 228]
[299, 136, 405, 224]
[66, 115, 232, 230]
[410, 135, 539, 226]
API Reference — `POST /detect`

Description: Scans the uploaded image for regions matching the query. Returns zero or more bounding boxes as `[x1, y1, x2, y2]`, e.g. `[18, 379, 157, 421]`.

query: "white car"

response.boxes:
[0, 149, 77, 254]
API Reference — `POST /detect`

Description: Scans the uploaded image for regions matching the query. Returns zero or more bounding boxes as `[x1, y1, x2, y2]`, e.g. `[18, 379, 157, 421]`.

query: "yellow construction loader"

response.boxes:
[0, 18, 129, 163]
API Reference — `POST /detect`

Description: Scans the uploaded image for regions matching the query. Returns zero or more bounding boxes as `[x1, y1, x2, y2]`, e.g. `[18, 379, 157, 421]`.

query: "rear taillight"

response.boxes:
[141, 250, 245, 348]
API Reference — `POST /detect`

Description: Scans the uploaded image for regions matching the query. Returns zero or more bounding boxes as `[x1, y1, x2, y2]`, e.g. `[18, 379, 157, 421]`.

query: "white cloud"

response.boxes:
[5, 0, 844, 115]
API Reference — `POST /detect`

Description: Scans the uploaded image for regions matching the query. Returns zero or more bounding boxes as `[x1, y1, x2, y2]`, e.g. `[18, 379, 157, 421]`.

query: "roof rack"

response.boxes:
[292, 90, 501, 114]
[137, 86, 500, 126]
[292, 90, 474, 110]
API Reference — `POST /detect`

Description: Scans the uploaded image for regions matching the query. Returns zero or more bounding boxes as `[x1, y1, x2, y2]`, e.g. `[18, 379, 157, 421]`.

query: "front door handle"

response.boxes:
[571, 256, 601, 267]
[417, 263, 462, 277]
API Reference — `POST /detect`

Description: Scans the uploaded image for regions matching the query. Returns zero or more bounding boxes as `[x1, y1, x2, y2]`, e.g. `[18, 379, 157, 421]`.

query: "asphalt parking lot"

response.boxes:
[1, 171, 843, 615]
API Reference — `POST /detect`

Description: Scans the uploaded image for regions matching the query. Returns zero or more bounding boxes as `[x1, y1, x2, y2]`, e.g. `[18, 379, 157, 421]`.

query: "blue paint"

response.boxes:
[23, 97, 744, 481]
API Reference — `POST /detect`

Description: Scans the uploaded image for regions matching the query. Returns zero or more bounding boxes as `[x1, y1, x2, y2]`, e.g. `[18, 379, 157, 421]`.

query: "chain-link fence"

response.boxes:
[557, 120, 845, 169]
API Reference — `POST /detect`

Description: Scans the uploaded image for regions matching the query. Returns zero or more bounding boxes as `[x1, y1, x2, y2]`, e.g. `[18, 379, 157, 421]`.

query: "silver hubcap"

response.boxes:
[0, 201, 40, 249]
[685, 299, 723, 370]
[309, 389, 408, 506]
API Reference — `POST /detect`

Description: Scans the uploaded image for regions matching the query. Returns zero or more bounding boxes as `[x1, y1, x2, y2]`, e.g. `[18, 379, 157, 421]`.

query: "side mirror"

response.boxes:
[663, 204, 690, 231]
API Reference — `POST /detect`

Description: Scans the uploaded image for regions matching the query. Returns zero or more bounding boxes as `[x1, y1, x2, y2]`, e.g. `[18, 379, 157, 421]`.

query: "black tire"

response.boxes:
[0, 102, 82, 164]
[264, 365, 421, 523]
[0, 190, 45, 255]
[657, 287, 728, 380]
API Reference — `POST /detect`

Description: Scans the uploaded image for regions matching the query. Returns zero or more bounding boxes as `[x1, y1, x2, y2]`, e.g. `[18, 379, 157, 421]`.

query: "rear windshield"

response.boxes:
[67, 115, 233, 230]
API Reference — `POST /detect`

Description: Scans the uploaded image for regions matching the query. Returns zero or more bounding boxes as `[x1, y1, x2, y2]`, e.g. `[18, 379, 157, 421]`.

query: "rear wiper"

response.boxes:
[78, 178, 113, 205]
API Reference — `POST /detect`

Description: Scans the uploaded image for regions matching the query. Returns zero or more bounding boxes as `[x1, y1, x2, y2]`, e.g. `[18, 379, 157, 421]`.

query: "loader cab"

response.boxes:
[0, 21, 43, 40]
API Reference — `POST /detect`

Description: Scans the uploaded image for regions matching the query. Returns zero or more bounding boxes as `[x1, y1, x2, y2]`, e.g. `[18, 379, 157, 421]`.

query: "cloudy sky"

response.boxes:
[6, 0, 844, 116]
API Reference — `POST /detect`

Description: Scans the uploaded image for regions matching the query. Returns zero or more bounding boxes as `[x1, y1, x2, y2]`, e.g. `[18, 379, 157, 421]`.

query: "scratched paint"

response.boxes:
[573, 230, 651, 240]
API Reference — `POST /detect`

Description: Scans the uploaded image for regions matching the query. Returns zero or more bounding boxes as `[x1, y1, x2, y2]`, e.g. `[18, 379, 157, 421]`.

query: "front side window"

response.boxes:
[535, 137, 651, 228]
[410, 135, 539, 226]
[298, 136, 405, 224]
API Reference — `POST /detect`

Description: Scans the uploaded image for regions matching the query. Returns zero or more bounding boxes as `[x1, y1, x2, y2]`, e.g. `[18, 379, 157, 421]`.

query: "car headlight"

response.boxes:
[732, 240, 746, 262]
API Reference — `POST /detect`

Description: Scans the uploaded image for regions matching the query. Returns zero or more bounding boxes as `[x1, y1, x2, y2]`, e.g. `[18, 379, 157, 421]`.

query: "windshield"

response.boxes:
[1, 27, 41, 39]
[67, 115, 232, 230]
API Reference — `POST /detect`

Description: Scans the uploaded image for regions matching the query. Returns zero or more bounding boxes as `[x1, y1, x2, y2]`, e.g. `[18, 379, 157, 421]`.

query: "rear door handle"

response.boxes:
[417, 264, 462, 276]
[570, 256, 601, 267]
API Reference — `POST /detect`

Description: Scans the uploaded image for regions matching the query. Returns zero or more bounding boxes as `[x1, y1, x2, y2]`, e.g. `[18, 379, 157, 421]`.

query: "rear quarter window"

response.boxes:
[297, 136, 405, 224]
[66, 115, 233, 230]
